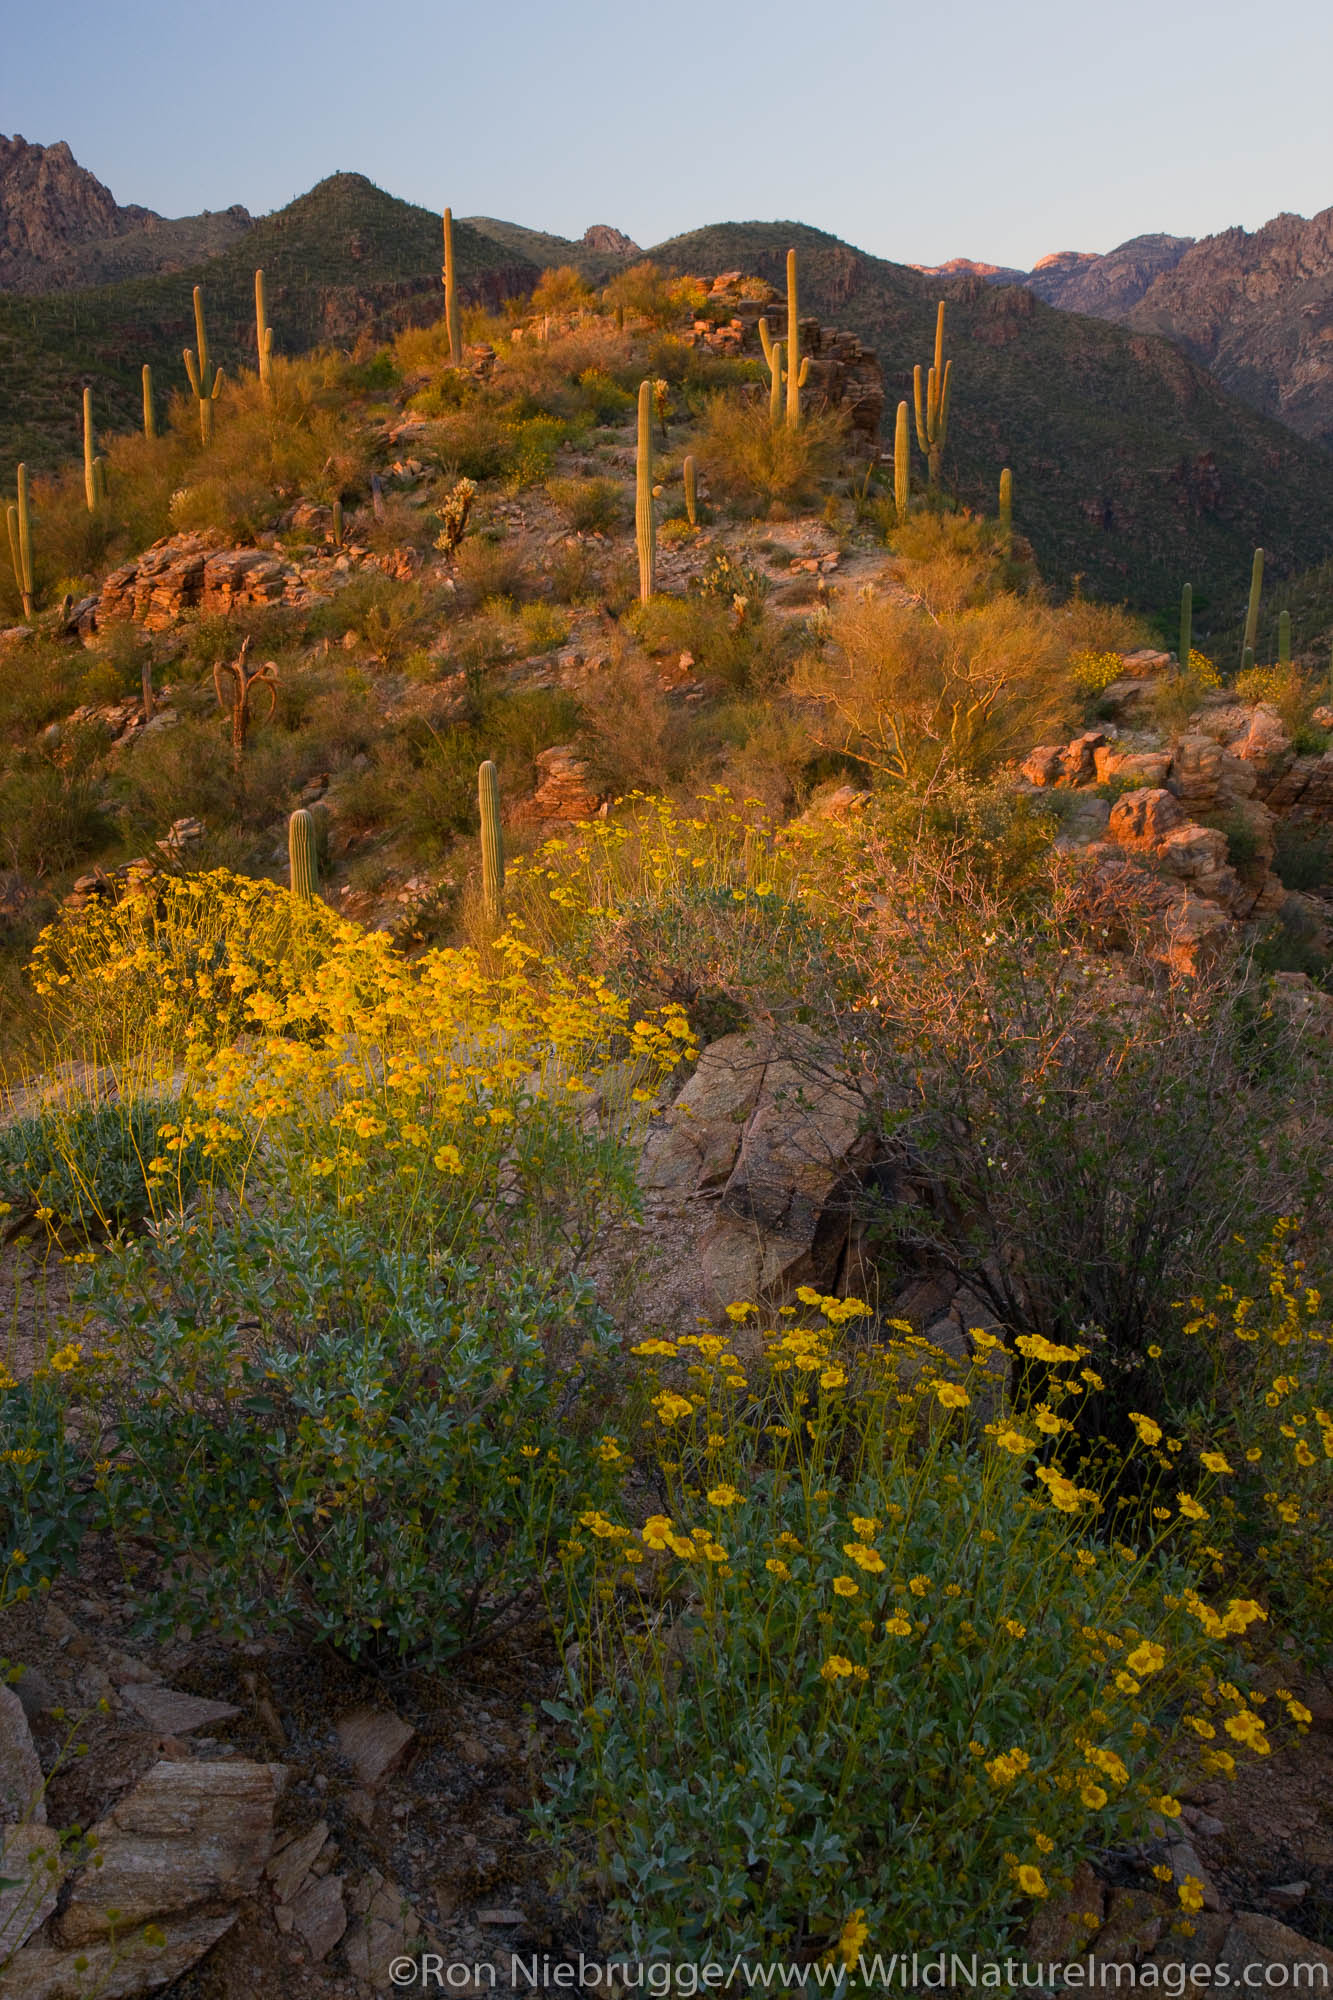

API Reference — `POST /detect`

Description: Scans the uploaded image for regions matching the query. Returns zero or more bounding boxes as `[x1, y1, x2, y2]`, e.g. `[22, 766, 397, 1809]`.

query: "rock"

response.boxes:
[4, 1913, 236, 1998]
[1155, 820, 1230, 881]
[1167, 733, 1224, 810]
[1059, 729, 1108, 783]
[0, 1683, 46, 1824]
[1094, 747, 1172, 788]
[1108, 786, 1185, 849]
[1265, 1882, 1310, 1910]
[0, 1823, 65, 1953]
[55, 1758, 283, 1946]
[95, 534, 305, 632]
[0, 625, 34, 649]
[288, 1871, 346, 1961]
[120, 1686, 240, 1737]
[1165, 1834, 1224, 1911]
[1090, 1886, 1169, 1964]
[334, 1705, 415, 1788]
[1120, 647, 1172, 674]
[1214, 1913, 1333, 1983]
[266, 1819, 331, 1905]
[1025, 1859, 1106, 1958]
[640, 1033, 768, 1194]
[1020, 745, 1065, 787]
[343, 1869, 422, 1984]
[477, 1907, 526, 1926]
[512, 745, 602, 825]
[1232, 705, 1292, 781]
[10, 1665, 57, 1727]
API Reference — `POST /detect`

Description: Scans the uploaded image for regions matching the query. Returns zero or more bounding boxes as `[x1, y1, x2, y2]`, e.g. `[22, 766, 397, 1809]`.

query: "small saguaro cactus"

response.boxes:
[478, 759, 504, 931]
[1278, 608, 1291, 665]
[184, 284, 224, 445]
[1242, 645, 1255, 673]
[998, 467, 1013, 549]
[635, 379, 655, 603]
[81, 388, 107, 510]
[914, 300, 952, 490]
[213, 636, 277, 769]
[442, 208, 463, 367]
[6, 463, 35, 620]
[255, 268, 274, 389]
[1241, 547, 1264, 669]
[142, 363, 156, 440]
[894, 401, 911, 524]
[331, 498, 344, 548]
[683, 454, 698, 529]
[758, 316, 809, 433]
[1179, 581, 1192, 672]
[288, 807, 319, 903]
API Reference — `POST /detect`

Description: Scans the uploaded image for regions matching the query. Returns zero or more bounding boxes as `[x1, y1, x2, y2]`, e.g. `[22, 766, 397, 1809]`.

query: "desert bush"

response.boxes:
[1272, 820, 1333, 892]
[697, 394, 846, 512]
[1150, 654, 1222, 734]
[452, 533, 529, 605]
[546, 475, 625, 534]
[530, 266, 593, 315]
[601, 263, 703, 329]
[1167, 1222, 1333, 1675]
[0, 1096, 209, 1235]
[1234, 663, 1312, 737]
[55, 902, 694, 1661]
[540, 1299, 1259, 1959]
[792, 583, 1072, 785]
[624, 592, 773, 691]
[0, 730, 110, 875]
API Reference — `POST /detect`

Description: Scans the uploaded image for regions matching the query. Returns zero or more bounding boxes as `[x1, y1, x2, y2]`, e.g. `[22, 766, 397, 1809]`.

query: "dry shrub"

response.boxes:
[545, 476, 625, 534]
[696, 394, 846, 512]
[577, 658, 691, 792]
[452, 535, 529, 606]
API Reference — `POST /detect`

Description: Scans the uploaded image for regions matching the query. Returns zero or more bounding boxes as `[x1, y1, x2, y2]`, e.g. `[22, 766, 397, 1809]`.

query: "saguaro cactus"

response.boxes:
[1241, 547, 1264, 669]
[184, 284, 224, 444]
[758, 317, 809, 432]
[683, 454, 698, 529]
[331, 498, 344, 549]
[894, 401, 911, 524]
[478, 759, 504, 930]
[785, 248, 802, 429]
[998, 467, 1013, 549]
[1278, 608, 1291, 665]
[442, 208, 463, 367]
[288, 807, 319, 903]
[635, 379, 655, 603]
[81, 388, 106, 510]
[255, 268, 274, 389]
[142, 363, 157, 440]
[1178, 581, 1192, 672]
[213, 637, 277, 768]
[5, 463, 34, 619]
[914, 301, 952, 490]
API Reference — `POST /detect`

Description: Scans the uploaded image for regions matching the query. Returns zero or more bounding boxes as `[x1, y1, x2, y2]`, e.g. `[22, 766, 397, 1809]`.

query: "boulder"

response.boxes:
[1107, 787, 1185, 849]
[334, 1705, 415, 1788]
[1094, 748, 1172, 788]
[1167, 732, 1224, 811]
[0, 1683, 45, 1824]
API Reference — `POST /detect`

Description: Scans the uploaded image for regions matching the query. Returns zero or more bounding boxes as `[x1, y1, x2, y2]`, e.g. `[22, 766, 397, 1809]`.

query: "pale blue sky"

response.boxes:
[7, 0, 1333, 268]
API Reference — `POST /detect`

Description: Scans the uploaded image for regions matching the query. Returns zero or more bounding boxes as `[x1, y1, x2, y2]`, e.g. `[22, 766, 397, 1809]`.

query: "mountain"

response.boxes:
[0, 174, 540, 467]
[648, 221, 1333, 621]
[924, 210, 1333, 449]
[464, 217, 641, 283]
[0, 133, 251, 290]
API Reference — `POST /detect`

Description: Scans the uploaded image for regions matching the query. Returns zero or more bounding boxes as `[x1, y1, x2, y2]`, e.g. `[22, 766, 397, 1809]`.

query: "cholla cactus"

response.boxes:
[213, 637, 277, 768]
[6, 463, 34, 619]
[434, 477, 478, 554]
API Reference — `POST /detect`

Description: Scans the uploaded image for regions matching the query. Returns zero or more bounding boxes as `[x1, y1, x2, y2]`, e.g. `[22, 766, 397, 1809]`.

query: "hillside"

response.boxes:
[648, 221, 1333, 625]
[462, 215, 640, 283]
[0, 133, 251, 290]
[0, 175, 539, 468]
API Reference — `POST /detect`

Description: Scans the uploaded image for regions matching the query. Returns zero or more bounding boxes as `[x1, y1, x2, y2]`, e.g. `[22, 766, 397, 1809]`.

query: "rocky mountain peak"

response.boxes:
[580, 223, 641, 258]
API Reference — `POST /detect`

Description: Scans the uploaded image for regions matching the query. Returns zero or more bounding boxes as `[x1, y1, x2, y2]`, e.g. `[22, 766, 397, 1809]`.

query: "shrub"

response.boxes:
[545, 476, 625, 534]
[531, 266, 592, 315]
[0, 1095, 210, 1235]
[539, 1300, 1253, 1958]
[1272, 820, 1333, 892]
[696, 394, 846, 512]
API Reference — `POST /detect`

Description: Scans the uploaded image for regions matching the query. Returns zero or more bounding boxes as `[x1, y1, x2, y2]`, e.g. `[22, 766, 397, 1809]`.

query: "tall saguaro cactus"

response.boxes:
[1241, 548, 1264, 670]
[785, 248, 803, 429]
[142, 364, 157, 440]
[184, 284, 224, 445]
[894, 401, 911, 524]
[1179, 581, 1192, 672]
[254, 269, 274, 389]
[914, 301, 952, 490]
[635, 379, 655, 603]
[81, 388, 106, 510]
[288, 808, 319, 903]
[758, 317, 809, 432]
[478, 760, 504, 931]
[442, 208, 463, 367]
[5, 463, 34, 620]
[683, 454, 698, 529]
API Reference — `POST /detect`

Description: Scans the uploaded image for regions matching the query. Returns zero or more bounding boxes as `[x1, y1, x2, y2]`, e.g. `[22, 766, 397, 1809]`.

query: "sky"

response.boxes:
[6, 0, 1333, 269]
